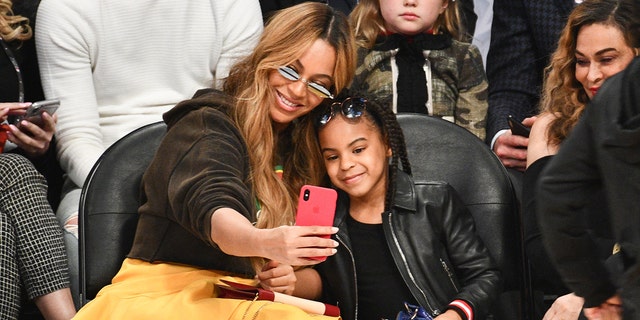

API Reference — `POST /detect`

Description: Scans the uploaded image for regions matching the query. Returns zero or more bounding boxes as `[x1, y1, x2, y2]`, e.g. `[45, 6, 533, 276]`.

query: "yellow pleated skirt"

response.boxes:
[74, 258, 340, 320]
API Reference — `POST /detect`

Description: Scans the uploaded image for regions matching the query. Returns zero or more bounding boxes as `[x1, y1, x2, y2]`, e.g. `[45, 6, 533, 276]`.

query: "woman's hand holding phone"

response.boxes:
[1, 100, 59, 157]
[210, 207, 338, 267]
[1, 102, 31, 122]
[294, 185, 338, 261]
[257, 225, 338, 266]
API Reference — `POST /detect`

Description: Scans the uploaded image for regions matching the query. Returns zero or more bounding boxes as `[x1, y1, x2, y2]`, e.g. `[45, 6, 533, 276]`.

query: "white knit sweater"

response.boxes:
[36, 0, 262, 187]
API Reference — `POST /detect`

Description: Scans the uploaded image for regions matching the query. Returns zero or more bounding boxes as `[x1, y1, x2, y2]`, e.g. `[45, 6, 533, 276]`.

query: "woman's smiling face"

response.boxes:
[268, 39, 336, 130]
[574, 23, 637, 99]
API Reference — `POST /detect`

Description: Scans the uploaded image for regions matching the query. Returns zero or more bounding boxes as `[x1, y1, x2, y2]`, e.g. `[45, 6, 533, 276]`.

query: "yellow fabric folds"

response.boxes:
[74, 258, 339, 320]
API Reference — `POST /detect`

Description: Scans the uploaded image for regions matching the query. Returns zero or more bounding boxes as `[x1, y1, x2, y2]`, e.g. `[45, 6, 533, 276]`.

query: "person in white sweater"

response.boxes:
[35, 0, 263, 308]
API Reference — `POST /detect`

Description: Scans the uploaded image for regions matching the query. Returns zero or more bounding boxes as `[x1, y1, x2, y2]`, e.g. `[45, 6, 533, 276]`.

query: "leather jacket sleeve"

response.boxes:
[415, 183, 502, 318]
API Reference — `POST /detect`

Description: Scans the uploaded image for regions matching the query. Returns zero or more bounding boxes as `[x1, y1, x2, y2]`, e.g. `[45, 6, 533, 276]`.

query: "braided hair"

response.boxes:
[314, 89, 412, 211]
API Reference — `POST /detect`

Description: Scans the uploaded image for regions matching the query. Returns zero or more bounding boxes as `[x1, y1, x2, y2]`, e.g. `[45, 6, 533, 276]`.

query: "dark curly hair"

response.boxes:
[312, 89, 412, 211]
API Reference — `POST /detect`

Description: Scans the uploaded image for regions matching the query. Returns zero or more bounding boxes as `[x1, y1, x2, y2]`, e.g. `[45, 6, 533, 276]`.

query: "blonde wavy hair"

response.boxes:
[350, 0, 464, 49]
[0, 0, 32, 41]
[223, 2, 356, 270]
[541, 0, 640, 146]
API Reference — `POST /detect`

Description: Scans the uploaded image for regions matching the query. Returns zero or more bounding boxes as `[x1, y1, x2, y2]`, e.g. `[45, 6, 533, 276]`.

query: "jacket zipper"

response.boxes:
[386, 213, 440, 316]
[336, 234, 359, 320]
[440, 258, 459, 292]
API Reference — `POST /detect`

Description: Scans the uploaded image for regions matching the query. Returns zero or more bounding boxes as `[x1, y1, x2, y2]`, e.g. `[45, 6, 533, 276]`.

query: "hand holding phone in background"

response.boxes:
[10, 99, 60, 127]
[507, 115, 531, 138]
[294, 185, 337, 261]
[1, 99, 59, 157]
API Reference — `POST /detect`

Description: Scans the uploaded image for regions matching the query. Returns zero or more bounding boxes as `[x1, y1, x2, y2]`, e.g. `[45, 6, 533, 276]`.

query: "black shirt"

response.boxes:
[0, 0, 44, 103]
[347, 214, 417, 319]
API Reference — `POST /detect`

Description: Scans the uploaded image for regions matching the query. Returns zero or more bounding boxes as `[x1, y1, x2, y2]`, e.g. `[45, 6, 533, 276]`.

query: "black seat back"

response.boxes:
[78, 121, 167, 305]
[397, 114, 527, 319]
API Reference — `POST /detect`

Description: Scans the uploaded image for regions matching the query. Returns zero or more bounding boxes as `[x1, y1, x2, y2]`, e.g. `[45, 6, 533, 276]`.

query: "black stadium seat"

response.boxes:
[397, 114, 530, 320]
[78, 121, 166, 305]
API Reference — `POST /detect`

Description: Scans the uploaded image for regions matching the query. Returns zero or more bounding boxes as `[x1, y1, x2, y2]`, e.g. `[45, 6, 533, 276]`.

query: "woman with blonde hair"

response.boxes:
[523, 0, 639, 318]
[0, 0, 31, 41]
[73, 3, 356, 319]
[348, 0, 487, 140]
[2, 0, 75, 318]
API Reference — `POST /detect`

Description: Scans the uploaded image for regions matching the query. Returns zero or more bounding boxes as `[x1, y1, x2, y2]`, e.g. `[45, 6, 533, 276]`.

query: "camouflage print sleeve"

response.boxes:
[455, 44, 488, 141]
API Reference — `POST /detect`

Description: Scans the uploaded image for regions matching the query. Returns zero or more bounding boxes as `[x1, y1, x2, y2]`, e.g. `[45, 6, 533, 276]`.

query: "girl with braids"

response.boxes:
[312, 93, 500, 320]
[73, 3, 356, 319]
[523, 0, 639, 318]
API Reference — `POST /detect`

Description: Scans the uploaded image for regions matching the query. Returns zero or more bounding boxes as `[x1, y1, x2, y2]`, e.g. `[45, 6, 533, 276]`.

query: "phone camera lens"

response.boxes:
[303, 189, 310, 201]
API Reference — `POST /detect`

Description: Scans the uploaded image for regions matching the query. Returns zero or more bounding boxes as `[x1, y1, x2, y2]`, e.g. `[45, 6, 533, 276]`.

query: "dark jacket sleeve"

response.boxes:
[486, 0, 574, 144]
[524, 156, 615, 296]
[522, 157, 569, 294]
[537, 107, 617, 307]
[140, 89, 255, 248]
[434, 184, 502, 318]
[485, 0, 541, 142]
[166, 107, 255, 246]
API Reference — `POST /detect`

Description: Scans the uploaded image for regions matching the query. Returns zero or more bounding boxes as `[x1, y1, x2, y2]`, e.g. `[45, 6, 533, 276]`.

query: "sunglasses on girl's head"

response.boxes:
[318, 97, 367, 126]
[277, 66, 334, 99]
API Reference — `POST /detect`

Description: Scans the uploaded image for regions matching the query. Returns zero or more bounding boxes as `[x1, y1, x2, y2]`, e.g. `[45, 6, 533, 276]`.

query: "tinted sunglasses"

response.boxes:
[277, 66, 334, 99]
[318, 97, 367, 126]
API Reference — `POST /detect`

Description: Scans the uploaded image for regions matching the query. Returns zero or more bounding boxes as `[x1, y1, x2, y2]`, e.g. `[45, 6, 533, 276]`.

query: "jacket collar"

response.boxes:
[392, 170, 417, 211]
[334, 169, 418, 227]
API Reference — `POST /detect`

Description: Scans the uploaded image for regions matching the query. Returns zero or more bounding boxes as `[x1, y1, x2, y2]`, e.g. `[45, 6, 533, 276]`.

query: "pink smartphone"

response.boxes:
[294, 185, 337, 261]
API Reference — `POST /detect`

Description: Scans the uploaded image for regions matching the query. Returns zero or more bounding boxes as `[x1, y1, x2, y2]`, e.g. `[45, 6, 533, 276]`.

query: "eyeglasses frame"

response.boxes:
[277, 65, 334, 99]
[318, 97, 368, 126]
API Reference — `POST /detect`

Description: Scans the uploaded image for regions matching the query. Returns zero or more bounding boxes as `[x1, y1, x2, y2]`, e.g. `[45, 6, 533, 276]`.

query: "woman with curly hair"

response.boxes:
[523, 0, 639, 319]
[0, 0, 30, 41]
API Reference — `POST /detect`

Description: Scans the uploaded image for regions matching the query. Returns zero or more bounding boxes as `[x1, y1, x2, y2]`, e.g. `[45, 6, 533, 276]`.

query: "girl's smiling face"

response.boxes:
[318, 114, 391, 203]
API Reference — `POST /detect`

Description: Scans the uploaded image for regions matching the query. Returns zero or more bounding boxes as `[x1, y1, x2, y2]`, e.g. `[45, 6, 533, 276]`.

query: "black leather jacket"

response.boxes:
[538, 57, 640, 310]
[316, 171, 501, 320]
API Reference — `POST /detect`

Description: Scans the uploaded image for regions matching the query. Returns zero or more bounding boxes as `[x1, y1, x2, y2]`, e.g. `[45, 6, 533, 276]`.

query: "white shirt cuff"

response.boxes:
[490, 129, 509, 150]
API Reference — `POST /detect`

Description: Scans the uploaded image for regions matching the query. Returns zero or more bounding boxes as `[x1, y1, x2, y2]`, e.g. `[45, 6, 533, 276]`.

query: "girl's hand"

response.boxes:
[257, 260, 296, 295]
[258, 225, 339, 266]
[7, 111, 57, 157]
[434, 309, 463, 320]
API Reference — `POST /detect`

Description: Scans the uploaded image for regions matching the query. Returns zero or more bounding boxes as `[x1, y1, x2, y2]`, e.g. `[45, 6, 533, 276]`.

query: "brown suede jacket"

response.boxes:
[128, 89, 256, 277]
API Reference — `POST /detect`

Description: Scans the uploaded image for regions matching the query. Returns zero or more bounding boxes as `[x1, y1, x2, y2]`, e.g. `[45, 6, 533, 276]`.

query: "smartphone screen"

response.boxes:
[294, 185, 337, 261]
